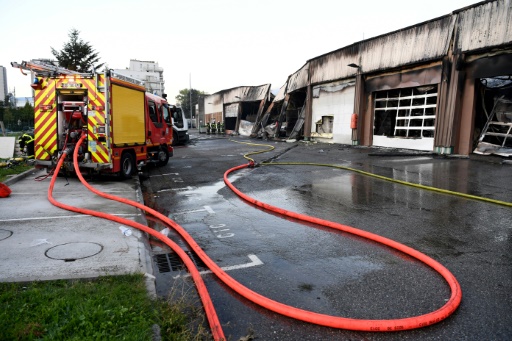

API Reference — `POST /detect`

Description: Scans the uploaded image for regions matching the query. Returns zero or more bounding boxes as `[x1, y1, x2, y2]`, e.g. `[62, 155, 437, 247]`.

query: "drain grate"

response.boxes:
[153, 251, 207, 273]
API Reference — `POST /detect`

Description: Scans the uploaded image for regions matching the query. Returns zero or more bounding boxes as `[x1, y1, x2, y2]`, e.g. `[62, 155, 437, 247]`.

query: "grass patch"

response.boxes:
[0, 132, 34, 183]
[0, 274, 209, 340]
[0, 160, 33, 183]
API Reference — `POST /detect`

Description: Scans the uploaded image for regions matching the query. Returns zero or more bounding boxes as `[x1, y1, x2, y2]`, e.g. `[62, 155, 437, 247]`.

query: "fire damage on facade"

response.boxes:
[204, 84, 272, 136]
[204, 0, 512, 157]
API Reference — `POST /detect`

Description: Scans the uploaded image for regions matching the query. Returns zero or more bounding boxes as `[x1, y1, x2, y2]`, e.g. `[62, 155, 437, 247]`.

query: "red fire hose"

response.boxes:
[47, 140, 225, 341]
[49, 134, 461, 337]
[223, 163, 462, 331]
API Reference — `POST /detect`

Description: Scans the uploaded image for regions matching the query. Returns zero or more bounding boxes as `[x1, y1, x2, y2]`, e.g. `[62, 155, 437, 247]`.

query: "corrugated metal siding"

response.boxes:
[287, 63, 309, 93]
[223, 84, 270, 103]
[310, 45, 359, 85]
[273, 82, 288, 102]
[309, 16, 454, 85]
[205, 1, 512, 136]
[294, 1, 511, 89]
[241, 84, 271, 101]
[455, 0, 512, 53]
[222, 88, 242, 104]
[361, 16, 455, 71]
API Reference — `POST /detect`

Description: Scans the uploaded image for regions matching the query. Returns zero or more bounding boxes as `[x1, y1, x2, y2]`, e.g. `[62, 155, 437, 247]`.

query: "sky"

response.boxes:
[1, 0, 480, 102]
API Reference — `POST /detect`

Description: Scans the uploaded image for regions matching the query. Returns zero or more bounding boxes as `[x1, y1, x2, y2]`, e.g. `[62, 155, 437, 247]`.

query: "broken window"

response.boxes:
[316, 116, 333, 134]
[473, 76, 512, 156]
[373, 86, 437, 138]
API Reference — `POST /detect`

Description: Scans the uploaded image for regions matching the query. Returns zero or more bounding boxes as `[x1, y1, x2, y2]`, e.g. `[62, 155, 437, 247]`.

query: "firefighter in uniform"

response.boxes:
[216, 121, 221, 135]
[211, 119, 217, 134]
[18, 132, 35, 159]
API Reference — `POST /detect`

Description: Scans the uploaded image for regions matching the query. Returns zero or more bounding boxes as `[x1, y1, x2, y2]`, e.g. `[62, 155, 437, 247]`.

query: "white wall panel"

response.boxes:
[312, 83, 355, 144]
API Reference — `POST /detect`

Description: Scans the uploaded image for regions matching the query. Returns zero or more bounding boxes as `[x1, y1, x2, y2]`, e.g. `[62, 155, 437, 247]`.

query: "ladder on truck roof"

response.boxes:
[12, 59, 146, 89]
[11, 59, 86, 76]
[110, 71, 145, 87]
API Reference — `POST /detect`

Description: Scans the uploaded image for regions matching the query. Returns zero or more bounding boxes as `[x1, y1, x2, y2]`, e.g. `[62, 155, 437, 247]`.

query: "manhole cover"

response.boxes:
[45, 242, 103, 262]
[0, 229, 13, 241]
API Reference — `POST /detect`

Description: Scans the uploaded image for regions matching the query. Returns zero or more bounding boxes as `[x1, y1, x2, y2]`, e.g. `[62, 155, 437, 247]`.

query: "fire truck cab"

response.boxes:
[166, 104, 189, 145]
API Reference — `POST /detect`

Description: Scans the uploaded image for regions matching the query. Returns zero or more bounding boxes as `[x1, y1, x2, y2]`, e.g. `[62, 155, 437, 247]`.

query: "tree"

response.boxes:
[2, 93, 13, 108]
[51, 29, 104, 72]
[175, 89, 208, 119]
[2, 107, 13, 126]
[19, 102, 34, 123]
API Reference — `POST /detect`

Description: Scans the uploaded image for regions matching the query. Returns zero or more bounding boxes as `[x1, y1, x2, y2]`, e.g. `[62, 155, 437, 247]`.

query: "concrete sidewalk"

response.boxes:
[0, 169, 153, 283]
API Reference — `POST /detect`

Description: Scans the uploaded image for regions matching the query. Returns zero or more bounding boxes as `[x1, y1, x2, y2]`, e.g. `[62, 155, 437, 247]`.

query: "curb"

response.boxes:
[2, 167, 38, 186]
[133, 174, 157, 298]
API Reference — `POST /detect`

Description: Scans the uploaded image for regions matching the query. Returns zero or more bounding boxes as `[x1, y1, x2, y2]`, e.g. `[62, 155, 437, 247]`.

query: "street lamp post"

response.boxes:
[189, 73, 192, 127]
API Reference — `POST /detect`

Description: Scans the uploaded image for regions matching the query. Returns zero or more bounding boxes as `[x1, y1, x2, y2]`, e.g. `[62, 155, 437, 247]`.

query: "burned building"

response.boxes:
[283, 0, 512, 157]
[204, 84, 272, 135]
[207, 0, 512, 156]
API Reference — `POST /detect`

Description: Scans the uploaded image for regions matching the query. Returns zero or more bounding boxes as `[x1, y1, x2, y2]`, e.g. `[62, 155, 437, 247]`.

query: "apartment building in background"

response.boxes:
[113, 60, 165, 97]
[0, 66, 7, 103]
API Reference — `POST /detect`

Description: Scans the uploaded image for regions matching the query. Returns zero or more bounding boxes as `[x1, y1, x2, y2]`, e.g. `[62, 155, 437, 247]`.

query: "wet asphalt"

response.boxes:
[141, 130, 512, 341]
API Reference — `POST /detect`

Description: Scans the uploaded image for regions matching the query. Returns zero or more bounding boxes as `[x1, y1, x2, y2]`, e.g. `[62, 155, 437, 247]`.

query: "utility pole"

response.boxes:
[189, 73, 192, 120]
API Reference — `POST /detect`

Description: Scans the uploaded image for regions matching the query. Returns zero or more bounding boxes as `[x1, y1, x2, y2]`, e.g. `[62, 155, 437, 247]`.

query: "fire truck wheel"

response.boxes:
[157, 148, 169, 167]
[120, 152, 134, 179]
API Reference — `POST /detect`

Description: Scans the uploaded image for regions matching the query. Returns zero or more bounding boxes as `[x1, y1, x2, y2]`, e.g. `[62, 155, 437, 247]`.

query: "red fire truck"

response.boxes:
[12, 60, 173, 178]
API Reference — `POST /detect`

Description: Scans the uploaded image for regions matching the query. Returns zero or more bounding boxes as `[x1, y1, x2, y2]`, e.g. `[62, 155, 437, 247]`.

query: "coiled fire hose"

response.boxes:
[49, 134, 465, 338]
[222, 166, 462, 332]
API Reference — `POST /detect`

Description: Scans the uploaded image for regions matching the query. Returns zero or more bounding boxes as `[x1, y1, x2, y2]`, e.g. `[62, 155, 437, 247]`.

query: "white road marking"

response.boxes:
[150, 173, 180, 177]
[157, 186, 195, 193]
[171, 206, 215, 215]
[0, 213, 140, 222]
[173, 254, 263, 278]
